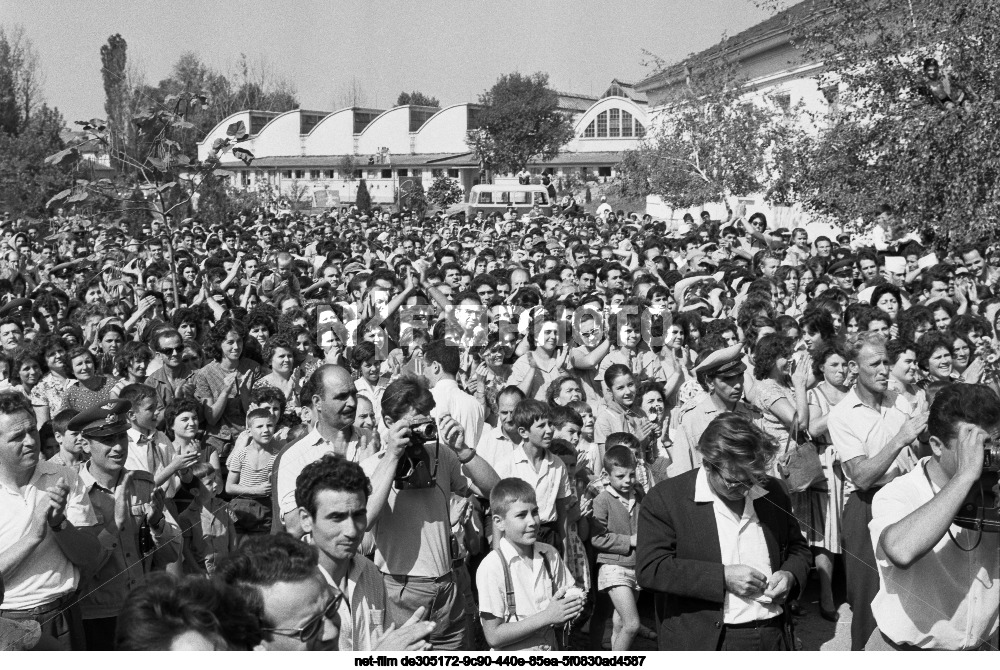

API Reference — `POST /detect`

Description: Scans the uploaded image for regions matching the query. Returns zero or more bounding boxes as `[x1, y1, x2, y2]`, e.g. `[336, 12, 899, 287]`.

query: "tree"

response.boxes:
[396, 91, 440, 107]
[613, 51, 801, 209]
[426, 175, 464, 209]
[756, 0, 1000, 244]
[398, 179, 427, 215]
[100, 34, 131, 170]
[0, 104, 71, 214]
[0, 25, 42, 131]
[468, 72, 575, 177]
[45, 94, 256, 307]
[333, 76, 369, 109]
[340, 154, 358, 182]
[355, 178, 371, 212]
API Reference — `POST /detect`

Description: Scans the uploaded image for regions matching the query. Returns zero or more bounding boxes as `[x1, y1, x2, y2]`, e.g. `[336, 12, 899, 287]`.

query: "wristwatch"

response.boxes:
[457, 448, 477, 465]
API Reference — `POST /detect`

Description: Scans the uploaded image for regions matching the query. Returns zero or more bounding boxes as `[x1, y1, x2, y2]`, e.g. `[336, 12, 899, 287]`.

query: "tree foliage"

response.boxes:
[757, 0, 1000, 243]
[100, 34, 131, 170]
[0, 104, 71, 214]
[396, 91, 440, 107]
[469, 72, 575, 176]
[355, 178, 371, 212]
[426, 175, 465, 210]
[613, 52, 802, 209]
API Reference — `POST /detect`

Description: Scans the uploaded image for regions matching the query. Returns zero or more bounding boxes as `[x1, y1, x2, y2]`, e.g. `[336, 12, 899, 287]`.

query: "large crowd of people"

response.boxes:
[0, 195, 997, 652]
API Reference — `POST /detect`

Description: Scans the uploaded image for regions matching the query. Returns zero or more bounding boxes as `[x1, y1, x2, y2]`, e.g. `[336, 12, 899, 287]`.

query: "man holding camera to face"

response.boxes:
[362, 377, 500, 650]
[867, 383, 1000, 650]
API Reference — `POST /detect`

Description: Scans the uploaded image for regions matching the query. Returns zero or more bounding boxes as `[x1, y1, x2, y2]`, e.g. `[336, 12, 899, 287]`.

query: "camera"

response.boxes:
[394, 420, 439, 490]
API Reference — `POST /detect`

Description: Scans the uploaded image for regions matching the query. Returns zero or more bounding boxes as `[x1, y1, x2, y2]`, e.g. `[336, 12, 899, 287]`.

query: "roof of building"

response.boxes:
[602, 79, 648, 104]
[219, 149, 628, 171]
[557, 91, 600, 113]
[635, 0, 831, 92]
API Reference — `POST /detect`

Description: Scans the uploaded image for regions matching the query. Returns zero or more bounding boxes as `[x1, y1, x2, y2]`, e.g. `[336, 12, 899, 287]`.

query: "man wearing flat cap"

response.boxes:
[827, 258, 856, 292]
[73, 400, 182, 650]
[670, 343, 764, 477]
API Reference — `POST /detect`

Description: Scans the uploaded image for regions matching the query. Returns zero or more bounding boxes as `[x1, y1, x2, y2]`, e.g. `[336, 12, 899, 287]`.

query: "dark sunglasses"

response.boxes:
[261, 592, 342, 642]
[160, 346, 184, 356]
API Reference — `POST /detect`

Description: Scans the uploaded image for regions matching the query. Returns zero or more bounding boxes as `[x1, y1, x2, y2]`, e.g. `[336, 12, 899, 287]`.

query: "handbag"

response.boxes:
[779, 412, 825, 494]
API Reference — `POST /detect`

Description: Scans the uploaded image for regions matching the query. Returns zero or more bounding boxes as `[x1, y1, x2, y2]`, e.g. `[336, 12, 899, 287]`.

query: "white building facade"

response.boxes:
[198, 84, 650, 210]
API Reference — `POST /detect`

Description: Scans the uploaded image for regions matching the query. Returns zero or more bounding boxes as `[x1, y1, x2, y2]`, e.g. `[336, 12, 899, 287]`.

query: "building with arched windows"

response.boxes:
[198, 81, 649, 208]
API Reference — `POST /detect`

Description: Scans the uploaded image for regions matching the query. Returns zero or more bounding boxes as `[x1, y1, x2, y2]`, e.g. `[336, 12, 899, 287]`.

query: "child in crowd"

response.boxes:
[551, 405, 583, 451]
[477, 477, 585, 651]
[495, 399, 574, 555]
[548, 439, 591, 595]
[351, 340, 388, 427]
[590, 438, 645, 651]
[122, 383, 197, 505]
[225, 407, 278, 537]
[48, 408, 88, 468]
[178, 462, 236, 575]
[567, 399, 598, 475]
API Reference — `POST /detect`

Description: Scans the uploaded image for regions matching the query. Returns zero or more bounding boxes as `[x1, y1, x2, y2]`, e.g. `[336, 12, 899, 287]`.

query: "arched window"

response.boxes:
[583, 121, 595, 138]
[635, 120, 646, 138]
[596, 111, 608, 137]
[609, 109, 620, 137]
[621, 110, 633, 137]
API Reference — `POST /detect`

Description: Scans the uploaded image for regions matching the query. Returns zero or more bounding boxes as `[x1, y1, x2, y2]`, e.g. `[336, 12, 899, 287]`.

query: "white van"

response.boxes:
[457, 184, 553, 218]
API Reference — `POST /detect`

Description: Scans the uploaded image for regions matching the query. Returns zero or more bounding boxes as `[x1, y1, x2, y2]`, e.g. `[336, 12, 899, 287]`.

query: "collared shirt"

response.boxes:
[145, 362, 195, 414]
[318, 556, 386, 652]
[354, 377, 386, 427]
[476, 537, 575, 651]
[670, 394, 762, 478]
[491, 445, 573, 524]
[0, 460, 98, 610]
[870, 459, 1000, 649]
[177, 497, 234, 575]
[596, 347, 667, 395]
[192, 359, 262, 445]
[692, 467, 782, 625]
[605, 483, 636, 515]
[474, 424, 520, 499]
[276, 427, 379, 517]
[593, 399, 647, 448]
[828, 387, 918, 491]
[124, 427, 178, 498]
[430, 378, 484, 451]
[76, 465, 182, 619]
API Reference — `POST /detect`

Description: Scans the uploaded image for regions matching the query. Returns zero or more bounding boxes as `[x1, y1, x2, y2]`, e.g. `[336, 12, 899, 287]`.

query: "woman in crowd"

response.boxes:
[63, 345, 123, 413]
[253, 335, 302, 413]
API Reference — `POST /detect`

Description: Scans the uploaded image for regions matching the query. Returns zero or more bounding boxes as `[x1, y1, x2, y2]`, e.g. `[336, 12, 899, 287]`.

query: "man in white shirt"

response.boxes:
[422, 339, 484, 450]
[827, 332, 928, 650]
[0, 391, 101, 650]
[868, 383, 1000, 650]
[274, 365, 378, 536]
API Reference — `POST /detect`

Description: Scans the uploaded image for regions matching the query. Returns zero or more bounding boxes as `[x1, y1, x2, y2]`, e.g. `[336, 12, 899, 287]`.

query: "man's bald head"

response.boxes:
[301, 364, 353, 404]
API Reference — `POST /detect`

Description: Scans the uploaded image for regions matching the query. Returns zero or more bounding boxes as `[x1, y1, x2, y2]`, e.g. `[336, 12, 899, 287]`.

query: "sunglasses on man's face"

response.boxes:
[261, 592, 342, 642]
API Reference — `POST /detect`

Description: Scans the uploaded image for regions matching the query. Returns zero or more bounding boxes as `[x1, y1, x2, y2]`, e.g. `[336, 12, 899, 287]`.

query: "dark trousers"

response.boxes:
[717, 619, 788, 651]
[83, 616, 118, 651]
[0, 593, 85, 651]
[842, 488, 880, 651]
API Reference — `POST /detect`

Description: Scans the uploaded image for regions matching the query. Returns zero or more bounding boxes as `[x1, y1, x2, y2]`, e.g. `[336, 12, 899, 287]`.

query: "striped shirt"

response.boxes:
[226, 443, 276, 489]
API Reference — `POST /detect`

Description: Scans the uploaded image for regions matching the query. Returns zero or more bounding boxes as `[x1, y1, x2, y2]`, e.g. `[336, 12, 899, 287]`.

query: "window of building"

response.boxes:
[771, 92, 792, 114]
[598, 166, 612, 177]
[398, 169, 408, 177]
[381, 169, 392, 179]
[596, 111, 608, 137]
[431, 168, 444, 178]
[353, 170, 362, 179]
[447, 169, 459, 178]
[635, 121, 646, 138]
[367, 170, 378, 180]
[324, 170, 336, 179]
[294, 170, 305, 179]
[609, 109, 620, 137]
[621, 110, 634, 137]
[241, 171, 249, 186]
[583, 121, 595, 138]
[282, 170, 292, 179]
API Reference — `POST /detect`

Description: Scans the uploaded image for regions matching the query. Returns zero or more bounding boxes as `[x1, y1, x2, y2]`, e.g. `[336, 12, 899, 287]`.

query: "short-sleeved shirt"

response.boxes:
[275, 427, 378, 517]
[226, 443, 276, 491]
[593, 399, 647, 448]
[318, 556, 386, 652]
[870, 459, 1000, 649]
[193, 359, 261, 446]
[490, 445, 573, 524]
[596, 347, 666, 396]
[361, 443, 469, 578]
[430, 378, 484, 451]
[476, 538, 576, 651]
[507, 352, 564, 401]
[63, 375, 121, 414]
[827, 388, 918, 491]
[0, 460, 98, 610]
[124, 427, 178, 498]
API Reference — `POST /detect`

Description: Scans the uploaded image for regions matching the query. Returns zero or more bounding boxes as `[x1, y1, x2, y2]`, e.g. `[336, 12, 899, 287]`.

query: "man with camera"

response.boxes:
[362, 377, 500, 650]
[867, 383, 1000, 650]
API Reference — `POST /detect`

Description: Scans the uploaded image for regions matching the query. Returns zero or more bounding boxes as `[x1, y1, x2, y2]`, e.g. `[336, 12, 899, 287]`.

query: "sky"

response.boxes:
[0, 0, 776, 123]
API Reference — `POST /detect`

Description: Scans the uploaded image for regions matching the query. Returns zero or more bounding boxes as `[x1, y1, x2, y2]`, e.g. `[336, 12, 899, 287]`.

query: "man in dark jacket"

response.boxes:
[636, 413, 811, 651]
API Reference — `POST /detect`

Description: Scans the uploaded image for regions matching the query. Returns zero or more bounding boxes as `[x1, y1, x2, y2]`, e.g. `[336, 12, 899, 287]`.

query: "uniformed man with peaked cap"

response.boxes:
[71, 399, 182, 649]
[669, 343, 764, 477]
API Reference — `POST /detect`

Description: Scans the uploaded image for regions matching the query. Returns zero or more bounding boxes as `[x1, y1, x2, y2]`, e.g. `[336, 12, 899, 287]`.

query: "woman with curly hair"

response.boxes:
[29, 333, 72, 424]
[63, 345, 124, 414]
[193, 317, 263, 460]
[253, 335, 302, 413]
